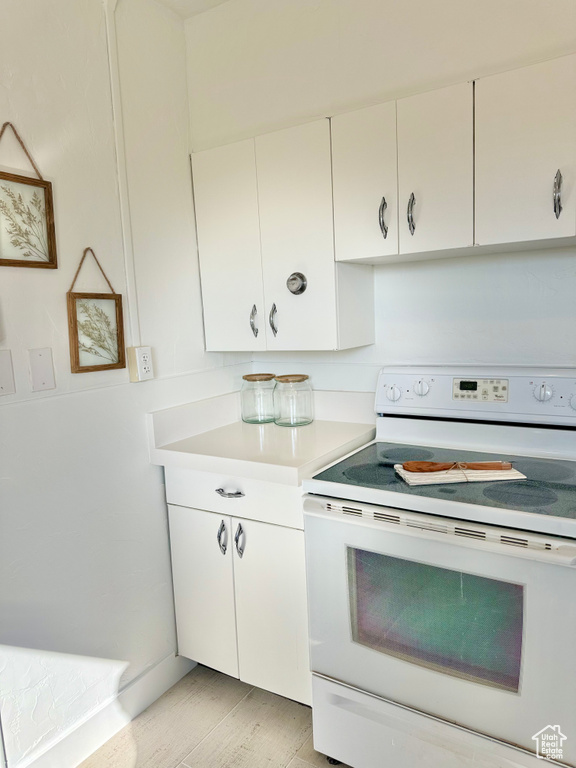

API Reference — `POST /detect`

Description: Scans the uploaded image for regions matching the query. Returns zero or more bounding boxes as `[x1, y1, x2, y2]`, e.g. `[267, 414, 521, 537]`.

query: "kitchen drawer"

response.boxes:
[164, 466, 304, 529]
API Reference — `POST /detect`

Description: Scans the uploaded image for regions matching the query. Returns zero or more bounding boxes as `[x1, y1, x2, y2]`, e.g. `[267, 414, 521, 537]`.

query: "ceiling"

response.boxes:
[157, 0, 232, 18]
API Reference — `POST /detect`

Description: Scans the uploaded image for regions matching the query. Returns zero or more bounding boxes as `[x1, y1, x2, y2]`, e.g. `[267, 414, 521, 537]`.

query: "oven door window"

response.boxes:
[348, 548, 523, 692]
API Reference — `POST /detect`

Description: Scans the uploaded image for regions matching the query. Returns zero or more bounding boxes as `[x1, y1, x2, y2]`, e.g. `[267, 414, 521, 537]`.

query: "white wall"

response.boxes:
[185, 0, 576, 150]
[185, 0, 576, 392]
[0, 1, 248, 766]
[253, 248, 576, 391]
[115, 0, 218, 376]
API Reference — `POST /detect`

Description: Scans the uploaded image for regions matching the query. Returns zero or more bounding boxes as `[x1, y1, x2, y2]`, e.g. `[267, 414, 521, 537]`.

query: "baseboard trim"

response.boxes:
[19, 654, 195, 768]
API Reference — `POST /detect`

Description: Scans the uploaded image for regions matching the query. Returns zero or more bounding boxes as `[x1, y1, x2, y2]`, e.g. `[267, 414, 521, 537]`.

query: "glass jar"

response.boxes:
[274, 375, 314, 427]
[241, 373, 276, 424]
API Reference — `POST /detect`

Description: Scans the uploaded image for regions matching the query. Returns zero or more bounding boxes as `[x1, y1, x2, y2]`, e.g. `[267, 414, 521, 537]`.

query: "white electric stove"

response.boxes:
[303, 367, 576, 768]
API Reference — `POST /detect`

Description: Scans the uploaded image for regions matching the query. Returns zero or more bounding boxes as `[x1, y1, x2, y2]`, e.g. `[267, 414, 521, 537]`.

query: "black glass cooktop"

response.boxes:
[313, 442, 576, 519]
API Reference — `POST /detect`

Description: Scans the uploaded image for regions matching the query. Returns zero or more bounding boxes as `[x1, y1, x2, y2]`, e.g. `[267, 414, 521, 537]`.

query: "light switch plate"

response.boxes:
[0, 349, 16, 396]
[28, 348, 56, 391]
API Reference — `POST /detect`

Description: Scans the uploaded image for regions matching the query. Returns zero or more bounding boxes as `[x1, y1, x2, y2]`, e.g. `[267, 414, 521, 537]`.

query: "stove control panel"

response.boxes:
[375, 367, 576, 425]
[453, 378, 509, 403]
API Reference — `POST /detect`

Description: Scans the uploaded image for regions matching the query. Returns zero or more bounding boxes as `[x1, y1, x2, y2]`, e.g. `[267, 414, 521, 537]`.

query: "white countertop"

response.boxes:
[153, 418, 375, 485]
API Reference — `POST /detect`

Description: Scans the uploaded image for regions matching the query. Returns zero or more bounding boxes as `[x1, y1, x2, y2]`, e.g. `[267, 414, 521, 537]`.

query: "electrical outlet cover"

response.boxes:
[127, 346, 155, 382]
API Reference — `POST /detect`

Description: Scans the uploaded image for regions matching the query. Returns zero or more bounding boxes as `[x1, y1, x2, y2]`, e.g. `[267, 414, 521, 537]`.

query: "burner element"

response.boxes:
[518, 461, 574, 483]
[343, 463, 398, 487]
[376, 447, 434, 464]
[483, 481, 559, 509]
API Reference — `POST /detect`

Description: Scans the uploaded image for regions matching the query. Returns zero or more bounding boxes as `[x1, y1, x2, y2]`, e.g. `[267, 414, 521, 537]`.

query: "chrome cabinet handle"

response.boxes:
[378, 196, 388, 239]
[216, 520, 227, 555]
[249, 304, 258, 338]
[553, 169, 563, 220]
[269, 303, 278, 337]
[215, 488, 245, 499]
[234, 523, 245, 558]
[407, 192, 416, 235]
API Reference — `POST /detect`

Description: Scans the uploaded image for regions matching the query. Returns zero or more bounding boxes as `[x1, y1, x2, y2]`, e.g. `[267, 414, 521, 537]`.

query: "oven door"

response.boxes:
[304, 495, 576, 765]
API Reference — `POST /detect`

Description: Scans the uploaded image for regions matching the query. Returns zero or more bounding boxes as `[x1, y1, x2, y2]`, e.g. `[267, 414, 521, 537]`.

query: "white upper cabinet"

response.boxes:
[192, 140, 266, 352]
[475, 54, 576, 246]
[397, 82, 474, 255]
[192, 119, 374, 352]
[256, 120, 338, 350]
[194, 54, 576, 301]
[332, 102, 398, 262]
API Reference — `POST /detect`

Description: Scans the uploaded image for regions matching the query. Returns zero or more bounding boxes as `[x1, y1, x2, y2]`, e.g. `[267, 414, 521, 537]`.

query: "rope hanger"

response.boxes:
[69, 247, 117, 294]
[0, 122, 44, 180]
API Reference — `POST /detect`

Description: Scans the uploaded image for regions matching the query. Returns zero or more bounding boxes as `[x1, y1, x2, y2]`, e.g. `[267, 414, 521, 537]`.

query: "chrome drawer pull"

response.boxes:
[378, 196, 388, 239]
[553, 169, 563, 220]
[216, 519, 227, 555]
[234, 522, 245, 558]
[215, 488, 245, 499]
[249, 304, 259, 337]
[407, 192, 416, 235]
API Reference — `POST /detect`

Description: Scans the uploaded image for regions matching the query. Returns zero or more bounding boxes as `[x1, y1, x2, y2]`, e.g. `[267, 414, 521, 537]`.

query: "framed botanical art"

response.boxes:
[67, 248, 126, 373]
[0, 123, 57, 268]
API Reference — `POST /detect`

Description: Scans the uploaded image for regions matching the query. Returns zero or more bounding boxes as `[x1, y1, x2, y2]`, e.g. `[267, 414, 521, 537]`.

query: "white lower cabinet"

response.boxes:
[169, 505, 239, 678]
[168, 504, 311, 705]
[233, 516, 310, 703]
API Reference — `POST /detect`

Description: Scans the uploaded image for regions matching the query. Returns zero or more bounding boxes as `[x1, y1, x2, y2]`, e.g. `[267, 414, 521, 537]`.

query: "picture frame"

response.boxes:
[0, 170, 57, 268]
[67, 291, 126, 373]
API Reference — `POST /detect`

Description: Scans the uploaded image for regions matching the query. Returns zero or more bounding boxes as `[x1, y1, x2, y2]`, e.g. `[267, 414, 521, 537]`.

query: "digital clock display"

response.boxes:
[459, 381, 478, 391]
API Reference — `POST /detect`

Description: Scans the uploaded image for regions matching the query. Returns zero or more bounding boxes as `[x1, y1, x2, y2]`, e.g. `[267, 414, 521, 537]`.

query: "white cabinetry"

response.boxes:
[233, 517, 309, 702]
[332, 101, 398, 262]
[475, 54, 576, 247]
[169, 504, 238, 678]
[167, 476, 311, 705]
[331, 83, 473, 264]
[192, 140, 266, 351]
[192, 120, 374, 352]
[397, 82, 474, 255]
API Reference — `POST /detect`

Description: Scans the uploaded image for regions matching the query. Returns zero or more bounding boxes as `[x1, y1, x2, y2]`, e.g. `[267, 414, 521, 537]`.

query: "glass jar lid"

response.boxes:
[242, 373, 276, 382]
[274, 374, 309, 383]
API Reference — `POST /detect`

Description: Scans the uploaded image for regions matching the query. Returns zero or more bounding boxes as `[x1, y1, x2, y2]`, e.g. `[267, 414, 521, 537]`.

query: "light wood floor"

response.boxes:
[78, 665, 349, 768]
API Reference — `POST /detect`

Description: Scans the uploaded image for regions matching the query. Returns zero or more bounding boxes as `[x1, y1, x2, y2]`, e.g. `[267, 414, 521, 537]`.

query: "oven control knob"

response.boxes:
[413, 379, 430, 397]
[386, 385, 402, 402]
[533, 382, 553, 402]
[569, 394, 576, 411]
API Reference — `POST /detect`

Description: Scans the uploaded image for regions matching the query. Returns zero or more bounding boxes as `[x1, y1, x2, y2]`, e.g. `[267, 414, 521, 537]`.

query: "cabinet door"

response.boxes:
[192, 140, 266, 351]
[168, 505, 239, 677]
[332, 102, 398, 261]
[232, 518, 311, 705]
[397, 82, 474, 255]
[476, 55, 576, 246]
[256, 120, 338, 350]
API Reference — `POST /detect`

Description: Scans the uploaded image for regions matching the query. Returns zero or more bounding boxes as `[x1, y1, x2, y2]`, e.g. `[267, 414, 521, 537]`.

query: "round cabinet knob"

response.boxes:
[286, 272, 307, 295]
[413, 379, 430, 397]
[533, 382, 553, 402]
[386, 385, 401, 402]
